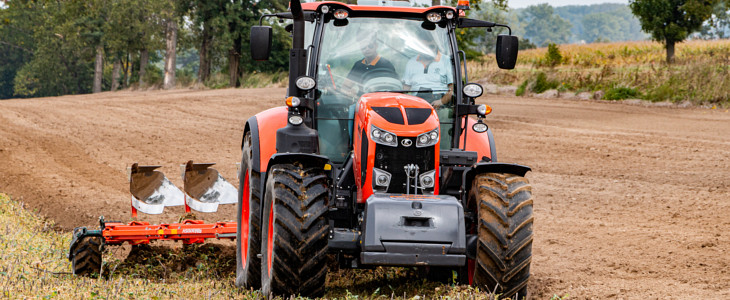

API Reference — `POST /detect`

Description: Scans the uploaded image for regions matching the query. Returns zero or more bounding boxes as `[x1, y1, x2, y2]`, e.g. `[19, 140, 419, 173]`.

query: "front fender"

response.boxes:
[462, 162, 531, 202]
[261, 153, 332, 222]
[266, 153, 331, 174]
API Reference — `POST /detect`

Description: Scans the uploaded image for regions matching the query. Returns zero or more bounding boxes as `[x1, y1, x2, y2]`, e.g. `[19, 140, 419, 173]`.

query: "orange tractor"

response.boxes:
[68, 0, 533, 298]
[240, 0, 533, 297]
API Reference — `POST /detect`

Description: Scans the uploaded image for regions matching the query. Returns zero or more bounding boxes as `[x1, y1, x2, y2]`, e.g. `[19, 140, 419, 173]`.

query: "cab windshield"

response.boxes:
[316, 17, 454, 100]
[315, 17, 456, 163]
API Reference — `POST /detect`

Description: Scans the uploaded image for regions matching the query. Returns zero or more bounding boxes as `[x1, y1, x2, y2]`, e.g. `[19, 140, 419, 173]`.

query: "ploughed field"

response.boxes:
[0, 88, 728, 298]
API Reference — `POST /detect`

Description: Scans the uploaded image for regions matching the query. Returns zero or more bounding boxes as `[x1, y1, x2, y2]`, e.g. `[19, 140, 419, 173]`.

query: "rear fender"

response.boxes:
[462, 162, 531, 203]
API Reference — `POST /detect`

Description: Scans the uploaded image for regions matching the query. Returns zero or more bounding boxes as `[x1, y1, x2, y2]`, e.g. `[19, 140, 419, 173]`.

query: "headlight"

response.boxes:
[333, 9, 348, 19]
[426, 12, 442, 23]
[463, 83, 484, 98]
[295, 76, 316, 90]
[472, 122, 488, 133]
[370, 125, 397, 147]
[373, 168, 391, 192]
[419, 170, 435, 189]
[416, 128, 439, 148]
[288, 115, 303, 125]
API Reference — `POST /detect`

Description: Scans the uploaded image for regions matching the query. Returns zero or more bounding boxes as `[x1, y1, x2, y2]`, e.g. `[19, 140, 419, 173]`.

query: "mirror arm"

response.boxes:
[259, 14, 276, 26]
[494, 24, 512, 36]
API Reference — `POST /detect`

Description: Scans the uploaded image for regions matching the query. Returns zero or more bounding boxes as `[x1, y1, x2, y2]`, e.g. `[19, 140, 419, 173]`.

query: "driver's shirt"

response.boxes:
[346, 55, 396, 84]
[402, 52, 452, 92]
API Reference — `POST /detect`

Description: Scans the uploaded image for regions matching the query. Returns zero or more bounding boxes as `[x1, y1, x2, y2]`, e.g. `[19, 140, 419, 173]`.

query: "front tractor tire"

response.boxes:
[261, 163, 330, 298]
[470, 173, 533, 299]
[236, 132, 262, 289]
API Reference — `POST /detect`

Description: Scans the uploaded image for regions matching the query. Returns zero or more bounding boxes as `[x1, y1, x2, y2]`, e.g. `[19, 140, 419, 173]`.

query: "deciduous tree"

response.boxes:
[630, 0, 718, 63]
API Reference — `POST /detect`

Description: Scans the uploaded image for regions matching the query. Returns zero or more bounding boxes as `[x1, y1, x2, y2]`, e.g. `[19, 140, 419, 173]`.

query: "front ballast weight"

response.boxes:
[68, 161, 240, 277]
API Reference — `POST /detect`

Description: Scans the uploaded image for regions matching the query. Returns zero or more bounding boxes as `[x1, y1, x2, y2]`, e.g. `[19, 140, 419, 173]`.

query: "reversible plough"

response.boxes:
[67, 161, 238, 276]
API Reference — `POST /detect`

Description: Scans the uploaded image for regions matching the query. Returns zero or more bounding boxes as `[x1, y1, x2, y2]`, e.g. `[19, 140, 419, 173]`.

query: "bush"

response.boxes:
[545, 43, 563, 67]
[603, 86, 639, 100]
[531, 72, 559, 94]
[516, 79, 528, 96]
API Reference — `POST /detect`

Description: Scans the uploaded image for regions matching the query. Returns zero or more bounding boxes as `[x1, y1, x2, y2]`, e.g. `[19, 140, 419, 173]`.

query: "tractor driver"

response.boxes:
[402, 31, 454, 108]
[340, 33, 397, 97]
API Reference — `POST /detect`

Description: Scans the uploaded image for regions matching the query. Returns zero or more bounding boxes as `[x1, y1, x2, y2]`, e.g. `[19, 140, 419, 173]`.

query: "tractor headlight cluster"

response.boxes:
[463, 83, 484, 98]
[419, 170, 436, 189]
[370, 125, 397, 147]
[295, 76, 316, 91]
[426, 12, 442, 23]
[333, 9, 348, 19]
[373, 168, 392, 192]
[416, 128, 439, 148]
[288, 114, 303, 125]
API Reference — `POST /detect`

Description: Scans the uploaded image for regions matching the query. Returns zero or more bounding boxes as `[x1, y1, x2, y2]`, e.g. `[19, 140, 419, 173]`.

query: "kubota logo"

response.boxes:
[401, 139, 412, 147]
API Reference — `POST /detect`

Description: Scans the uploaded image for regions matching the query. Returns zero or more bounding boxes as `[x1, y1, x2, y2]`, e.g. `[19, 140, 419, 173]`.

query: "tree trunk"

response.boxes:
[111, 59, 121, 91]
[125, 52, 131, 88]
[164, 19, 177, 90]
[432, 0, 441, 6]
[228, 36, 242, 87]
[93, 45, 103, 93]
[198, 23, 212, 84]
[139, 49, 149, 88]
[666, 39, 675, 64]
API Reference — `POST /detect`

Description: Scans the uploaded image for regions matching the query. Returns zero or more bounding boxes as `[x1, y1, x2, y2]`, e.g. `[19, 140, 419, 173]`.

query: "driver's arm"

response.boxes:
[432, 83, 453, 108]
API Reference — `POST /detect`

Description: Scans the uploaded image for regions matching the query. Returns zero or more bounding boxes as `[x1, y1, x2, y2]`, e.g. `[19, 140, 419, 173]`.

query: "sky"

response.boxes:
[508, 0, 629, 8]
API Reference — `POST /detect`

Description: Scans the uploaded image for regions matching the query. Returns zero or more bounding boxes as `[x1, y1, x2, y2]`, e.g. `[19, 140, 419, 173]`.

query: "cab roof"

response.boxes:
[301, 1, 457, 14]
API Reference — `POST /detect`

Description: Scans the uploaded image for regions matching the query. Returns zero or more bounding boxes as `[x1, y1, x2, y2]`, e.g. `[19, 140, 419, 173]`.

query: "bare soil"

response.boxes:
[0, 88, 728, 298]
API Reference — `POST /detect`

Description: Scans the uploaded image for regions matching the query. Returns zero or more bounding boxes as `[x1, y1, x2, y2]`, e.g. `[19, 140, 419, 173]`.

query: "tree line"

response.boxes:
[1, 0, 728, 99]
[0, 0, 291, 99]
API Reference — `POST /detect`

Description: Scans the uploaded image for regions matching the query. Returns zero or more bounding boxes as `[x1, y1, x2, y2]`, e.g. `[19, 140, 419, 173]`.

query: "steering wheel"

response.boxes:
[361, 69, 402, 93]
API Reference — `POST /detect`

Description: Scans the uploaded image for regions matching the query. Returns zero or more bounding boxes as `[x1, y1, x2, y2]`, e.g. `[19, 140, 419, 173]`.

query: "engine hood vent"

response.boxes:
[405, 108, 431, 125]
[372, 106, 405, 125]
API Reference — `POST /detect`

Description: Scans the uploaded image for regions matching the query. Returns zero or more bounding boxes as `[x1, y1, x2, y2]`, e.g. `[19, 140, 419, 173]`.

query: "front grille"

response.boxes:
[373, 141, 435, 194]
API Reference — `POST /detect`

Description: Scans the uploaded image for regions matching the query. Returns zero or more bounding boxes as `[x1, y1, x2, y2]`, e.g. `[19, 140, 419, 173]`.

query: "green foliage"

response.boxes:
[581, 12, 621, 43]
[630, 0, 718, 62]
[519, 37, 538, 50]
[521, 4, 572, 47]
[604, 86, 640, 100]
[531, 72, 560, 93]
[698, 1, 730, 39]
[515, 79, 528, 96]
[545, 43, 563, 67]
[553, 4, 647, 43]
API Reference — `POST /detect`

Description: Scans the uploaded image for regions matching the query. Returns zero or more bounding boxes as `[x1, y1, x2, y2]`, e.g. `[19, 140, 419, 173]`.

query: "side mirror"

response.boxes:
[250, 26, 272, 61]
[496, 35, 518, 69]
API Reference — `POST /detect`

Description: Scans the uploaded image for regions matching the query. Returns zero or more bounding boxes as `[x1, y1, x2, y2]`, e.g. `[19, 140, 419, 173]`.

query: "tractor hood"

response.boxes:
[356, 92, 440, 135]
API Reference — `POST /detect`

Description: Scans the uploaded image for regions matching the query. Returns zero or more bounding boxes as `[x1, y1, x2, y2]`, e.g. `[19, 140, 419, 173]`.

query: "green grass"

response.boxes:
[0, 193, 542, 299]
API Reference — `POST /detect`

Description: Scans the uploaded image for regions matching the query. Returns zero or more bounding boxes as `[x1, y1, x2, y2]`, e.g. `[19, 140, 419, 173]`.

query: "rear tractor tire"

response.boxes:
[470, 173, 533, 299]
[261, 163, 330, 297]
[236, 132, 262, 289]
[71, 236, 103, 277]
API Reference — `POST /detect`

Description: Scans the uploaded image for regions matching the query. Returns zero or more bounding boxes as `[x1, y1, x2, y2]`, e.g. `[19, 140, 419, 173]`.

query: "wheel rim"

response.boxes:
[239, 169, 251, 268]
[266, 200, 274, 273]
